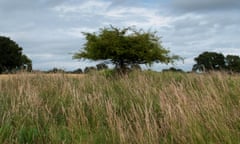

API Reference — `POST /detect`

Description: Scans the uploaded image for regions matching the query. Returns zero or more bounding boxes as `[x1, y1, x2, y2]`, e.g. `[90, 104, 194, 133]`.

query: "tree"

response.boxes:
[192, 51, 225, 72]
[71, 68, 83, 74]
[0, 36, 32, 73]
[225, 55, 240, 72]
[73, 26, 180, 73]
[162, 67, 184, 72]
[84, 66, 97, 73]
[21, 54, 32, 71]
[96, 63, 108, 71]
[47, 68, 65, 73]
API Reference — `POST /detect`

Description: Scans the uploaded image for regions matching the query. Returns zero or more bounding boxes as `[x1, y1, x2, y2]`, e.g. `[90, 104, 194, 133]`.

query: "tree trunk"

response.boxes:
[116, 60, 128, 75]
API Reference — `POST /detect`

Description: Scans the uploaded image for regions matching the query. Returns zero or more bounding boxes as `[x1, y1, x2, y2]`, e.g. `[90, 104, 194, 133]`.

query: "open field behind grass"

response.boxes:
[0, 73, 85, 80]
[0, 71, 240, 143]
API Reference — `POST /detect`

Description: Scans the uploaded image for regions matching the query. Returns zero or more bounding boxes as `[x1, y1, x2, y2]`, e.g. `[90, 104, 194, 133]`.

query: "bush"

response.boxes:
[84, 67, 97, 73]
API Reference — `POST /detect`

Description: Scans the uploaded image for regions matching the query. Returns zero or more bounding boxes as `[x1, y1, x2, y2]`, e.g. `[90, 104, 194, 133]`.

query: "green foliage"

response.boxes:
[0, 123, 13, 143]
[225, 55, 240, 72]
[71, 68, 83, 74]
[18, 126, 39, 144]
[0, 36, 32, 73]
[21, 54, 32, 71]
[47, 68, 65, 73]
[96, 63, 108, 70]
[74, 26, 180, 72]
[193, 51, 240, 73]
[84, 66, 97, 73]
[193, 51, 225, 72]
[162, 67, 184, 72]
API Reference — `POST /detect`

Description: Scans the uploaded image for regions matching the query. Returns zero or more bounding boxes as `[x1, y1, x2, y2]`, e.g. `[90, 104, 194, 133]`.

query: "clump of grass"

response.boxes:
[0, 72, 240, 143]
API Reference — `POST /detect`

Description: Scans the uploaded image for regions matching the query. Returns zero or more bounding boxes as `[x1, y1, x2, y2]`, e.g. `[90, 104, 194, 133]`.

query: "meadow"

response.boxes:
[0, 71, 240, 143]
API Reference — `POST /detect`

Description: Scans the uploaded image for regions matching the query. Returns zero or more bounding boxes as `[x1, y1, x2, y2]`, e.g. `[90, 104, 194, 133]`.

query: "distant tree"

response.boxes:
[192, 64, 205, 72]
[21, 54, 32, 71]
[84, 66, 97, 73]
[162, 67, 184, 72]
[192, 52, 225, 72]
[96, 63, 108, 71]
[225, 55, 240, 72]
[0, 36, 32, 73]
[73, 26, 180, 74]
[72, 68, 83, 74]
[48, 68, 65, 73]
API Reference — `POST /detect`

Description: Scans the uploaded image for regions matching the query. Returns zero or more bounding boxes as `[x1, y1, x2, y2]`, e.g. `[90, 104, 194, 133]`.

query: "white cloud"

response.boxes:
[53, 0, 111, 15]
[106, 7, 170, 27]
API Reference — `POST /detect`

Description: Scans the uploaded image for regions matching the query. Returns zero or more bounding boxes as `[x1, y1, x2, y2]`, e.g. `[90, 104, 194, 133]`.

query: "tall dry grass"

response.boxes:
[0, 72, 240, 143]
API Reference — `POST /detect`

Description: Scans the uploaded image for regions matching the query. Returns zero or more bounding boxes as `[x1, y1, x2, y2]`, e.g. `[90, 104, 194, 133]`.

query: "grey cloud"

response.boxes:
[0, 0, 65, 11]
[172, 0, 240, 12]
[107, 0, 139, 6]
[106, 0, 160, 8]
[158, 10, 240, 71]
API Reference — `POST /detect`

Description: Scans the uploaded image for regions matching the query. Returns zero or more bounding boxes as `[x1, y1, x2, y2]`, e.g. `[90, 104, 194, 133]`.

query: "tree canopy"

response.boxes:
[225, 55, 240, 72]
[73, 26, 180, 73]
[193, 51, 240, 72]
[192, 52, 225, 72]
[0, 36, 32, 73]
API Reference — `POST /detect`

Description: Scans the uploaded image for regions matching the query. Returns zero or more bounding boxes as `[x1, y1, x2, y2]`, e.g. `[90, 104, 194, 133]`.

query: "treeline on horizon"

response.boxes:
[39, 51, 240, 74]
[47, 51, 240, 74]
[1, 25, 240, 74]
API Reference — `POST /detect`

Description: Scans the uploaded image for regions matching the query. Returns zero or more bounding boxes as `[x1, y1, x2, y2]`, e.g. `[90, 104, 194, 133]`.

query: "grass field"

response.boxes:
[0, 73, 85, 80]
[0, 71, 240, 143]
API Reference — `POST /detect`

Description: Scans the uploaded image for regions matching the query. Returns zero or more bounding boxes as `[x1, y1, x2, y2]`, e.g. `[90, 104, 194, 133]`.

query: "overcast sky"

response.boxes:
[0, 0, 239, 71]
